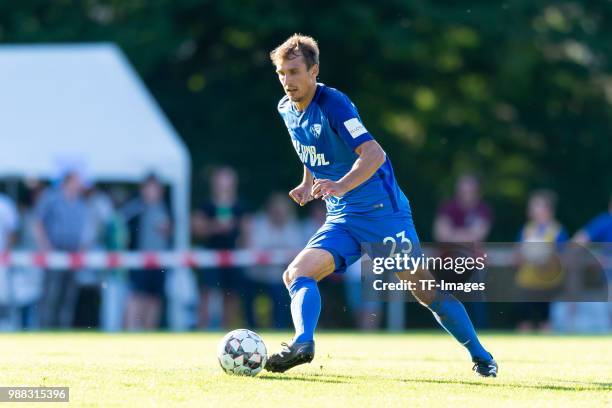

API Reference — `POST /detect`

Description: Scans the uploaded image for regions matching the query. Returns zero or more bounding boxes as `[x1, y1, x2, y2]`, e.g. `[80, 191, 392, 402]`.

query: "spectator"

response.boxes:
[573, 195, 612, 244]
[244, 193, 301, 328]
[301, 200, 327, 244]
[192, 166, 249, 329]
[12, 181, 46, 329]
[433, 173, 492, 328]
[72, 183, 114, 328]
[33, 171, 89, 328]
[99, 187, 129, 332]
[0, 190, 19, 330]
[550, 195, 612, 333]
[515, 190, 568, 332]
[434, 173, 492, 243]
[344, 261, 382, 331]
[122, 175, 172, 330]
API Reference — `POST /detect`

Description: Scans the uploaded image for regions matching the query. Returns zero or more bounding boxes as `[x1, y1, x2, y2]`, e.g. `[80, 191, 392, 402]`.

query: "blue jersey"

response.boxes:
[584, 212, 612, 242]
[278, 83, 410, 217]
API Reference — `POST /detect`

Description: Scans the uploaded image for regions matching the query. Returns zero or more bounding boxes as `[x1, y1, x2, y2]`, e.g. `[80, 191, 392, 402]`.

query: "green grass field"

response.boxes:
[0, 332, 610, 407]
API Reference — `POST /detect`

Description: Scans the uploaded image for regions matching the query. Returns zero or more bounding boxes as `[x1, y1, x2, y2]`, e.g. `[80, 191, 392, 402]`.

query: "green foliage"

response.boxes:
[2, 1, 611, 239]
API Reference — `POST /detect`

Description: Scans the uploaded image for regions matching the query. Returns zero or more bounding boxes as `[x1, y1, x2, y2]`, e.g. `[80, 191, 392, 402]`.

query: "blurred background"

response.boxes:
[0, 1, 610, 333]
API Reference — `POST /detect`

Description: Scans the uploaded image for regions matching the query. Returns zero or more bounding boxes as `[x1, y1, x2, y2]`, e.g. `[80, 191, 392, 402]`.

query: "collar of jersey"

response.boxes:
[290, 83, 324, 115]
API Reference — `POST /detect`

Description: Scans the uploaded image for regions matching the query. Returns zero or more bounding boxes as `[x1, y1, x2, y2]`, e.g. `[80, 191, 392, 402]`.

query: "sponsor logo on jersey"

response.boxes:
[292, 139, 330, 166]
[343, 118, 368, 138]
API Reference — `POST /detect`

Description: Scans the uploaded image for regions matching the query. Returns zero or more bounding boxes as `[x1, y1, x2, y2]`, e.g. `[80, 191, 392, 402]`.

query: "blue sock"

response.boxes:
[427, 291, 490, 360]
[288, 277, 321, 343]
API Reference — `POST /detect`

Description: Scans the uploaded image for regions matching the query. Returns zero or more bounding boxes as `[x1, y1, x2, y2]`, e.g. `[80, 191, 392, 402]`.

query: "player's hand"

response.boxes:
[312, 179, 348, 200]
[289, 183, 314, 206]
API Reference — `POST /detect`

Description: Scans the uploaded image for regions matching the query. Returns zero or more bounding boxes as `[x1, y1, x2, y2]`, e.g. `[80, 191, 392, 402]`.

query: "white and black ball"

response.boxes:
[217, 329, 267, 376]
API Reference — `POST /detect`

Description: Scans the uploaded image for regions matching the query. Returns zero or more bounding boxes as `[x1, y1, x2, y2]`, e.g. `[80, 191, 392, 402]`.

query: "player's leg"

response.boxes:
[362, 211, 498, 376]
[266, 221, 358, 373]
[265, 248, 335, 373]
[283, 247, 335, 343]
[397, 267, 494, 366]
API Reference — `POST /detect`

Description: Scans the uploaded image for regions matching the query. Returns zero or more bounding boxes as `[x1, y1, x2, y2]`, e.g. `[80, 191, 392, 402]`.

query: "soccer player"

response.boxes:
[264, 34, 498, 377]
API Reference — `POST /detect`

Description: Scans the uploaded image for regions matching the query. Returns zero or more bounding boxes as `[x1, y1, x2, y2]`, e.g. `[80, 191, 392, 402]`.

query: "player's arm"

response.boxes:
[301, 165, 314, 186]
[312, 140, 386, 199]
[289, 166, 315, 206]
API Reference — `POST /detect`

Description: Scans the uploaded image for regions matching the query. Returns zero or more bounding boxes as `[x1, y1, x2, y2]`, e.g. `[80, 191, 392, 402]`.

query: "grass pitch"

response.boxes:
[0, 332, 610, 407]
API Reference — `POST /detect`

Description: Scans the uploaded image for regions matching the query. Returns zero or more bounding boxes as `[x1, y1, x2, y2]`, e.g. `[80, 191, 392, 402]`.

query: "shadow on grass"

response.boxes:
[258, 371, 611, 391]
[553, 380, 612, 389]
[259, 372, 354, 384]
[399, 377, 611, 392]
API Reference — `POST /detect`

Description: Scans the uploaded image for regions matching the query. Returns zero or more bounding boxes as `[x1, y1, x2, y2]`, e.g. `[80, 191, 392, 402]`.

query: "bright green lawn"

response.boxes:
[0, 332, 610, 407]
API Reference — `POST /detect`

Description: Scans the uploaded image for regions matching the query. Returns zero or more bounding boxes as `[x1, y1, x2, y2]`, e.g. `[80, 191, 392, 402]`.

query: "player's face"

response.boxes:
[275, 56, 318, 103]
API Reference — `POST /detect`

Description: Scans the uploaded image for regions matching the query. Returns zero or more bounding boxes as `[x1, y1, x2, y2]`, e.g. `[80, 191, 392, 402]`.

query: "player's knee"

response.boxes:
[284, 263, 316, 286]
[410, 267, 437, 306]
[412, 266, 434, 281]
[282, 270, 291, 288]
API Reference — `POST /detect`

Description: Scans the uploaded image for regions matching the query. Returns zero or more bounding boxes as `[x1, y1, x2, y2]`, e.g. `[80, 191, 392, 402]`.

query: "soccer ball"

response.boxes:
[217, 329, 267, 376]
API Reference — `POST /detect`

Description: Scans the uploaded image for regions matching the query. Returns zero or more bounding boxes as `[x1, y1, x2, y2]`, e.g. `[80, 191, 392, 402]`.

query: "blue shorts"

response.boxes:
[306, 212, 423, 273]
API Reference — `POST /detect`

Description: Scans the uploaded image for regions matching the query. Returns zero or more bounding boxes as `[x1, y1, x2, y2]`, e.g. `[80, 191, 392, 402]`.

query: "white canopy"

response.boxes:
[0, 43, 191, 248]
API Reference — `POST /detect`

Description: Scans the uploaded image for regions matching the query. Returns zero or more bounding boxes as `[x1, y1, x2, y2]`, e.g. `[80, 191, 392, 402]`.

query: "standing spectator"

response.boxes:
[433, 173, 492, 328]
[192, 166, 249, 329]
[550, 195, 612, 333]
[573, 195, 612, 244]
[72, 183, 114, 328]
[515, 190, 568, 332]
[434, 174, 492, 243]
[344, 261, 382, 331]
[12, 181, 46, 329]
[301, 200, 327, 244]
[33, 171, 89, 328]
[99, 187, 129, 332]
[122, 175, 172, 330]
[244, 193, 302, 328]
[0, 191, 19, 330]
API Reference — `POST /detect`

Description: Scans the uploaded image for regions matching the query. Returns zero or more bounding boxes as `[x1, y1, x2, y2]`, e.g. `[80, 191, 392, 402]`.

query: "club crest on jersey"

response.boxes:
[310, 123, 322, 138]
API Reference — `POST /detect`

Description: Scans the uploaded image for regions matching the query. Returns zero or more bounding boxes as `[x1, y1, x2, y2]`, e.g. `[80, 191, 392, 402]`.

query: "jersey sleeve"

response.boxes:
[321, 90, 374, 150]
[584, 214, 609, 241]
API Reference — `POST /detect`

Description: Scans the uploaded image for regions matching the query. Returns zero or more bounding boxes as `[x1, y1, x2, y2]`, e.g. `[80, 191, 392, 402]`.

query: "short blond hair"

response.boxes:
[270, 34, 319, 69]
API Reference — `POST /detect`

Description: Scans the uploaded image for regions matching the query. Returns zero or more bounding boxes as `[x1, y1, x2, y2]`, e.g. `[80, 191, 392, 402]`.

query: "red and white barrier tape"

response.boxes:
[0, 250, 300, 269]
[0, 249, 608, 269]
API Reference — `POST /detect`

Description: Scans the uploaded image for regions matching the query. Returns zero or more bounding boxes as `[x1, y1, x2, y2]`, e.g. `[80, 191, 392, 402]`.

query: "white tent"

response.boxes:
[0, 43, 191, 249]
